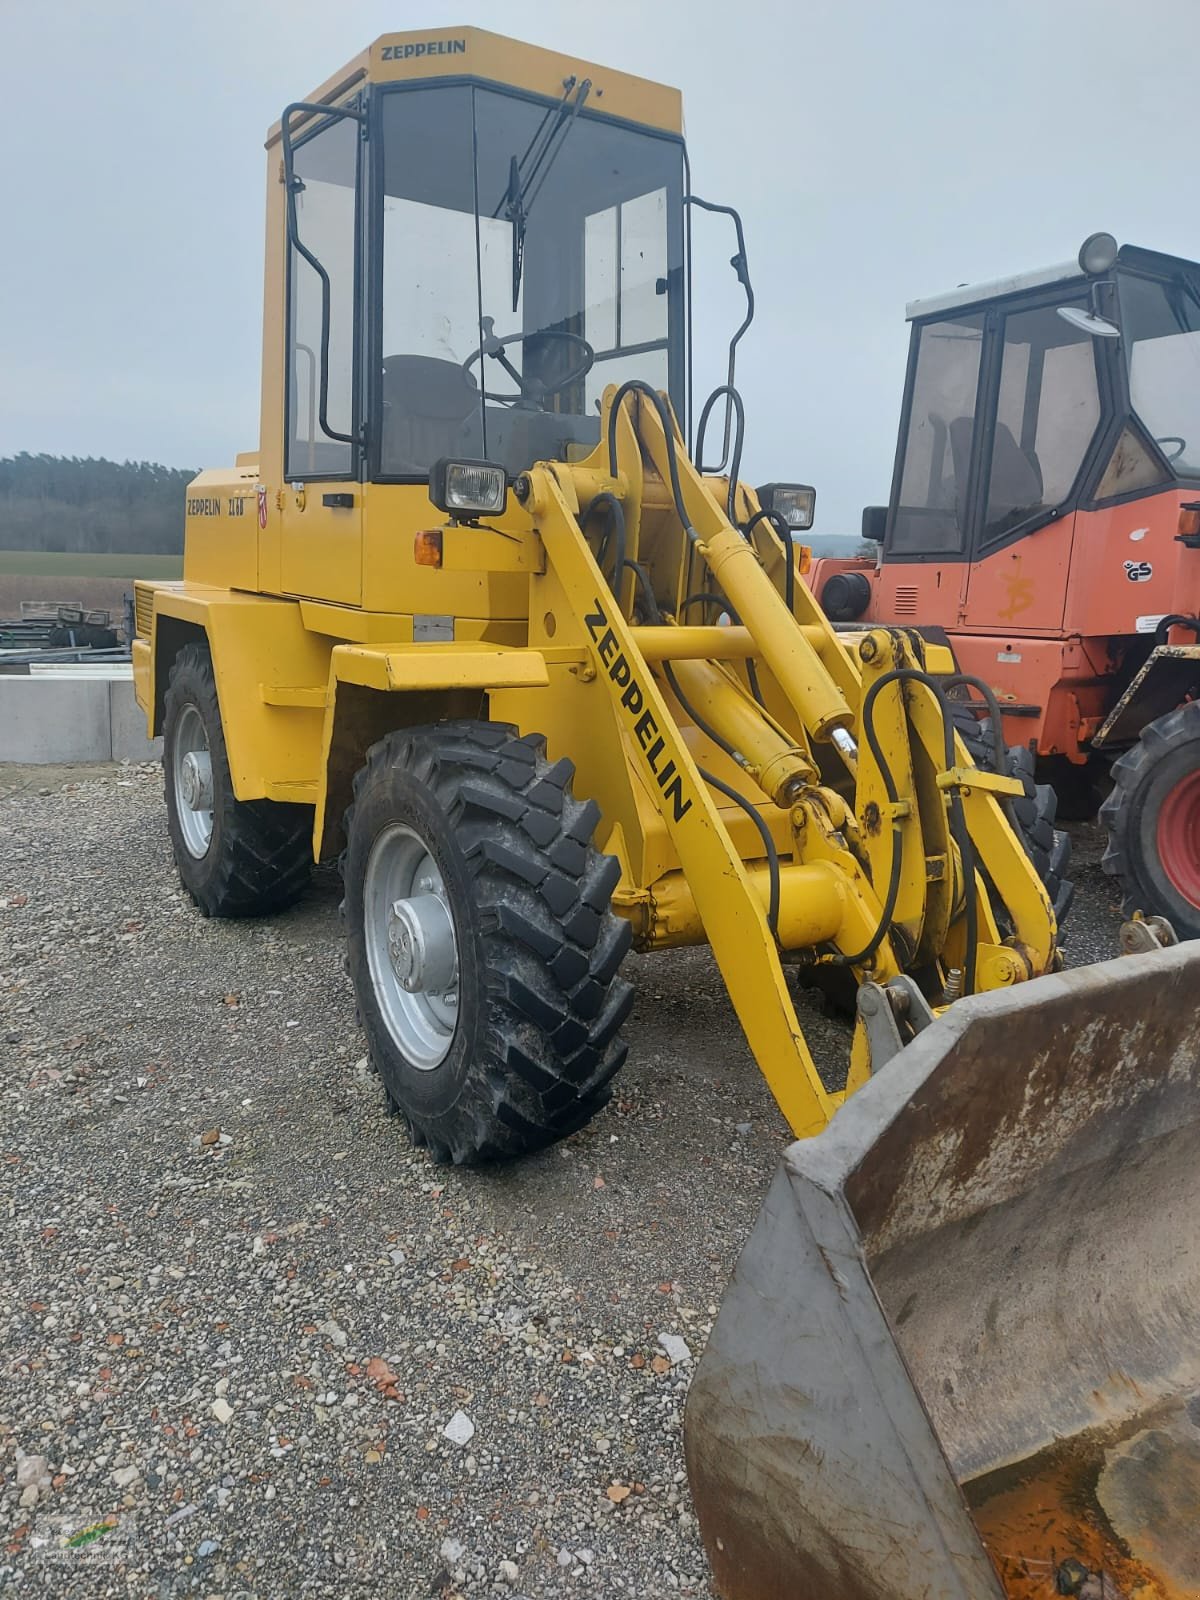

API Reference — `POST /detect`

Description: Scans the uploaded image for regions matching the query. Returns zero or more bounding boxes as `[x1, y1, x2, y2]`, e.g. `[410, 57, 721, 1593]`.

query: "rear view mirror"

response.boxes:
[1056, 305, 1120, 339]
[861, 505, 888, 542]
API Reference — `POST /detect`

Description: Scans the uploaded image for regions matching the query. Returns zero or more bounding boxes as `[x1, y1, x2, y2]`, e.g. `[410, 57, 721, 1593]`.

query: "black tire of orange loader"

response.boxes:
[952, 708, 1074, 930]
[1100, 701, 1200, 942]
[341, 721, 634, 1164]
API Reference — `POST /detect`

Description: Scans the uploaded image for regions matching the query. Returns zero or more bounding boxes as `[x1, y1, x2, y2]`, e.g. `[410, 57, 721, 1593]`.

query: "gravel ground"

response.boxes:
[0, 765, 1123, 1599]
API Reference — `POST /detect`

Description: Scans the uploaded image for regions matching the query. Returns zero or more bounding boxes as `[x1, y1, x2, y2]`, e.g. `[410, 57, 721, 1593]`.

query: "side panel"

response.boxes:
[182, 467, 261, 590]
[360, 483, 531, 620]
[1064, 488, 1200, 639]
[873, 557, 966, 631]
[946, 633, 1115, 757]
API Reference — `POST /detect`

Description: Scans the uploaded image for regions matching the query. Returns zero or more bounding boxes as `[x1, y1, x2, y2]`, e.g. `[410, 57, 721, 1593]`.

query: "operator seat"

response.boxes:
[948, 417, 1043, 531]
[986, 421, 1044, 522]
[380, 354, 482, 474]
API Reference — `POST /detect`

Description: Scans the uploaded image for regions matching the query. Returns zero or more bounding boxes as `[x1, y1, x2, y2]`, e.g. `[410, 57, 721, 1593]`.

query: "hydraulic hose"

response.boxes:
[580, 492, 626, 597]
[607, 380, 697, 542]
[943, 672, 1006, 778]
[831, 667, 980, 995]
[695, 384, 746, 521]
[1153, 613, 1200, 644]
[699, 766, 781, 938]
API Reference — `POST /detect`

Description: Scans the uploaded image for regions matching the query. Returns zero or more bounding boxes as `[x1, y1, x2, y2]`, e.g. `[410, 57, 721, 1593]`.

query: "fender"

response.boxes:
[1094, 642, 1200, 748]
[134, 585, 330, 800]
[313, 643, 550, 859]
[134, 583, 552, 861]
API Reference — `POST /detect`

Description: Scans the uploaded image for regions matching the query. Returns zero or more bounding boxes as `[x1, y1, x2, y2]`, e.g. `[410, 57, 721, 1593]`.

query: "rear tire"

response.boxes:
[163, 642, 312, 917]
[950, 708, 1074, 929]
[1100, 703, 1200, 940]
[342, 720, 633, 1164]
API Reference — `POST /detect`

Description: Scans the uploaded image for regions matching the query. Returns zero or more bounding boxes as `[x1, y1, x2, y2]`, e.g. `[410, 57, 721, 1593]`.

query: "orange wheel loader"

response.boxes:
[807, 235, 1200, 937]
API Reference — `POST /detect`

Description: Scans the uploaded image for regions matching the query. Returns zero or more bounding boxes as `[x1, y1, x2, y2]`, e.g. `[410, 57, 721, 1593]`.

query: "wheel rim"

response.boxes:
[363, 823, 460, 1070]
[172, 703, 214, 859]
[1156, 768, 1200, 908]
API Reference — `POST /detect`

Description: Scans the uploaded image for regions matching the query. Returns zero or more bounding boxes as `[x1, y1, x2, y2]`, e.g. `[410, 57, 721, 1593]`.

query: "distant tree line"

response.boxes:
[0, 454, 196, 554]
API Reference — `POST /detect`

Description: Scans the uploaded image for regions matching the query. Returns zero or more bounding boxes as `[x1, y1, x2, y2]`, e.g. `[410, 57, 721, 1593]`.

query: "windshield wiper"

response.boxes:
[494, 76, 591, 310]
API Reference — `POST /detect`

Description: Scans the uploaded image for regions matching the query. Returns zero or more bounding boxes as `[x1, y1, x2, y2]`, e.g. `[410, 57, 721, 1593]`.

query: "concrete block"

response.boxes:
[109, 679, 161, 762]
[0, 678, 113, 762]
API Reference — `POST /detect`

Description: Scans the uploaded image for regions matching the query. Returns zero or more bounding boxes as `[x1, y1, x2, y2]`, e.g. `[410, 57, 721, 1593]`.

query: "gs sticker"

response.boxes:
[1124, 560, 1153, 583]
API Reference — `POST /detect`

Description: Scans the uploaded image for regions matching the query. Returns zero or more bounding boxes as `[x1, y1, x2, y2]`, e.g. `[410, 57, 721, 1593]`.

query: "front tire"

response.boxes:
[342, 721, 633, 1164]
[1100, 703, 1200, 940]
[163, 642, 313, 917]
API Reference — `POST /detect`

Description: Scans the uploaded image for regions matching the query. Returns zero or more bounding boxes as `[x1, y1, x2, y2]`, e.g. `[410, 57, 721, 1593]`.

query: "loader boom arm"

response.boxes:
[509, 383, 1060, 1133]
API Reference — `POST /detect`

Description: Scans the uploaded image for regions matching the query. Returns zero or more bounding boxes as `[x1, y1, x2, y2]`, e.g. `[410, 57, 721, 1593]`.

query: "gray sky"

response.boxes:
[1, 0, 1195, 534]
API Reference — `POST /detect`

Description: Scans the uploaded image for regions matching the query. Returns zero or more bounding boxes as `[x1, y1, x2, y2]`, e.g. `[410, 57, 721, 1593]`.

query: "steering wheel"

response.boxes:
[462, 317, 594, 407]
[1157, 435, 1188, 462]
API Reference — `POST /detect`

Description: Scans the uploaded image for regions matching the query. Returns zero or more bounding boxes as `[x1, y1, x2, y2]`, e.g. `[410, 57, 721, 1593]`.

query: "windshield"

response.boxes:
[377, 84, 685, 479]
[1121, 271, 1200, 476]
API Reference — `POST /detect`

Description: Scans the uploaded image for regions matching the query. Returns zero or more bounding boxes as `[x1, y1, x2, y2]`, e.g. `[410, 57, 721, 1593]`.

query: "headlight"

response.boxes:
[756, 483, 816, 533]
[430, 458, 507, 518]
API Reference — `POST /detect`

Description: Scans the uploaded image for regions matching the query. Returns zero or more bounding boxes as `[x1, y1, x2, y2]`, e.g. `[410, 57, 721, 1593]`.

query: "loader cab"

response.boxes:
[873, 240, 1200, 638]
[262, 30, 687, 612]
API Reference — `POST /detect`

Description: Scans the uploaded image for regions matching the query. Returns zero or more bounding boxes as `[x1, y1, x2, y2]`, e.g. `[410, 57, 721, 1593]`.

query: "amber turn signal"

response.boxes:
[1178, 507, 1200, 539]
[414, 529, 444, 567]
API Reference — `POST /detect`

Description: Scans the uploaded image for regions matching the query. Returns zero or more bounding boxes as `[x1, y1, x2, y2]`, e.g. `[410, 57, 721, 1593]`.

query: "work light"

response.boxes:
[1078, 231, 1118, 276]
[756, 483, 816, 533]
[430, 459, 508, 519]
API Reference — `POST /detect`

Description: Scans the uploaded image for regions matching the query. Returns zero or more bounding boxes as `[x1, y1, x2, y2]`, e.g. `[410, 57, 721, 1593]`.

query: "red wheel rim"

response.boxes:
[1156, 768, 1200, 907]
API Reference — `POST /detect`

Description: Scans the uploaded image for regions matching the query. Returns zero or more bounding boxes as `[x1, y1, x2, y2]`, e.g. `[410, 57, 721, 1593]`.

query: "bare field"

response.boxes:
[0, 553, 181, 622]
[0, 573, 132, 620]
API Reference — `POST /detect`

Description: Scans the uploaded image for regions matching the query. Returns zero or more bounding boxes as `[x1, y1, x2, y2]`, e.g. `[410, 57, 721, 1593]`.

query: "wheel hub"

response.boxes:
[363, 828, 461, 1070]
[171, 702, 214, 859]
[387, 891, 458, 995]
[179, 750, 213, 812]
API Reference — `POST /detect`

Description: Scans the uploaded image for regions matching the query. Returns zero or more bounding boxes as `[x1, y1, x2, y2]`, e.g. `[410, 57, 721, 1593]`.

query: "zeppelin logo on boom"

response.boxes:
[381, 39, 466, 60]
[583, 598, 693, 823]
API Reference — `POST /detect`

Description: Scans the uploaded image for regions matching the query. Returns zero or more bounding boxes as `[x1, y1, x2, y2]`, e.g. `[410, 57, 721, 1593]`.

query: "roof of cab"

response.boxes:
[267, 26, 684, 147]
[906, 242, 1200, 323]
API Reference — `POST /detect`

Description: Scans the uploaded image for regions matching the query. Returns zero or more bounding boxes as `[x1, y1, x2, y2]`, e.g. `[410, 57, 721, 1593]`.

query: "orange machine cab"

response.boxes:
[809, 240, 1200, 764]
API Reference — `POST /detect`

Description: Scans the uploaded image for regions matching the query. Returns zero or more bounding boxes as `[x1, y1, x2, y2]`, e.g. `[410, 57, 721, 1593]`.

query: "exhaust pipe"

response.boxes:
[686, 943, 1200, 1600]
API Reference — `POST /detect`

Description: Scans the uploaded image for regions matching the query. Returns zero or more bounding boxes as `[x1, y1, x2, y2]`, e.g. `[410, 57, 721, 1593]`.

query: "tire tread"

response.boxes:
[343, 720, 631, 1164]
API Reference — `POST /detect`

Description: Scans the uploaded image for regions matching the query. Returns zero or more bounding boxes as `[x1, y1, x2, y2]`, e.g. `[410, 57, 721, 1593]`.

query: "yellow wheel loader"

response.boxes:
[132, 29, 1200, 1599]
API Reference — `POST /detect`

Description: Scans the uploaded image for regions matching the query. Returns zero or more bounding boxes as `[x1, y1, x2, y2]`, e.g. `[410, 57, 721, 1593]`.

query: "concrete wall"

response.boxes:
[0, 672, 161, 763]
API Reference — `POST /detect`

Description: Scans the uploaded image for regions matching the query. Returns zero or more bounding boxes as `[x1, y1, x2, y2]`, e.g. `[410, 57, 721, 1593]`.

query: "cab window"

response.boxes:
[1121, 271, 1200, 478]
[890, 314, 985, 555]
[981, 301, 1100, 545]
[286, 114, 359, 480]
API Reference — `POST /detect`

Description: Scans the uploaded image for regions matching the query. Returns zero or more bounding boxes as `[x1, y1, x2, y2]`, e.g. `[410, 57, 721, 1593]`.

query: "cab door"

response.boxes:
[960, 299, 1101, 635]
[280, 106, 363, 605]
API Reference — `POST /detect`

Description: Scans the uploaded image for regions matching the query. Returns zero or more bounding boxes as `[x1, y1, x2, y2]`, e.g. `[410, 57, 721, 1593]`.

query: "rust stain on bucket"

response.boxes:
[968, 1419, 1197, 1600]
